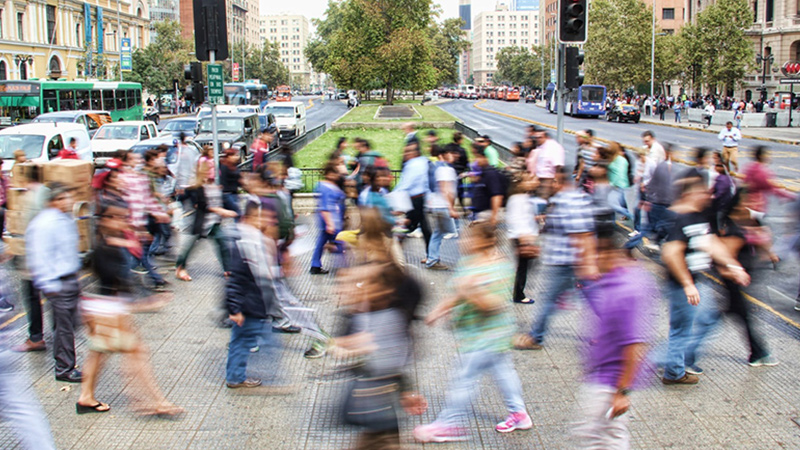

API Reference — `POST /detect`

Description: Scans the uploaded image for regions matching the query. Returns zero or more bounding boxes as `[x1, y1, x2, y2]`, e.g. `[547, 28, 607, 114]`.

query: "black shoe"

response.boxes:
[272, 325, 301, 334]
[152, 281, 170, 292]
[309, 267, 329, 275]
[56, 369, 83, 383]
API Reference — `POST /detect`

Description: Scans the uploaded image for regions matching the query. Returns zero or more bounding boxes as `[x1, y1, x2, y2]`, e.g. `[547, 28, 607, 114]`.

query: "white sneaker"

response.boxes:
[443, 232, 458, 240]
[407, 229, 423, 238]
[628, 230, 641, 237]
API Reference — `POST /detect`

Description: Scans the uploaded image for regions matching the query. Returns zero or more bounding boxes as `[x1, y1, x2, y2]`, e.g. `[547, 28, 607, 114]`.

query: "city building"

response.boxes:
[260, 14, 312, 89]
[179, 0, 260, 49]
[148, 0, 179, 43]
[0, 0, 150, 81]
[458, 0, 472, 84]
[512, 0, 539, 10]
[640, 0, 685, 34]
[471, 2, 539, 85]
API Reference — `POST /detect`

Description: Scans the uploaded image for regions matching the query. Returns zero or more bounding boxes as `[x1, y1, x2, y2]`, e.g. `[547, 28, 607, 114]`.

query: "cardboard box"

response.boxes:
[43, 160, 94, 187]
[77, 219, 91, 253]
[3, 236, 25, 256]
[5, 210, 24, 235]
[72, 186, 93, 204]
[10, 162, 43, 187]
[5, 187, 26, 211]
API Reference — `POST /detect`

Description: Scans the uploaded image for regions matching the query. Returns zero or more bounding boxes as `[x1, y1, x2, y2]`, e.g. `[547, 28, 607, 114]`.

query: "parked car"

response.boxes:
[258, 113, 280, 150]
[0, 123, 92, 167]
[606, 104, 641, 123]
[144, 106, 160, 125]
[130, 135, 202, 192]
[193, 112, 259, 160]
[262, 102, 307, 139]
[525, 94, 536, 103]
[160, 117, 198, 139]
[32, 110, 112, 138]
[92, 120, 159, 162]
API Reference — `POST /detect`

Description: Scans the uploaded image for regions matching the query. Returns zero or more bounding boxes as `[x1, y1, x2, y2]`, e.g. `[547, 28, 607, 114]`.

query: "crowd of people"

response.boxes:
[0, 115, 797, 449]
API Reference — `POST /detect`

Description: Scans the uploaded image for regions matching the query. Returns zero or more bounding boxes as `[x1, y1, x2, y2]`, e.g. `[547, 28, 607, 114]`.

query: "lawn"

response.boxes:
[294, 128, 466, 170]
[335, 105, 458, 123]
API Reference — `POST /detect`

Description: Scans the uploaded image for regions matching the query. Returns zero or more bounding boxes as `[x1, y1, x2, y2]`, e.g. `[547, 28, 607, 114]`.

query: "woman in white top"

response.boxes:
[506, 172, 540, 304]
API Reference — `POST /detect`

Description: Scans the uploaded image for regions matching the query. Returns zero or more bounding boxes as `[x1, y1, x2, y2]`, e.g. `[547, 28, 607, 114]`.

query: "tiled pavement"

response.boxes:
[2, 215, 800, 450]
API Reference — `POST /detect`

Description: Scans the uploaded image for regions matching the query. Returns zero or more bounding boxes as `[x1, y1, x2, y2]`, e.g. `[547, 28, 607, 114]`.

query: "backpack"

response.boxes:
[428, 160, 446, 193]
[624, 151, 637, 186]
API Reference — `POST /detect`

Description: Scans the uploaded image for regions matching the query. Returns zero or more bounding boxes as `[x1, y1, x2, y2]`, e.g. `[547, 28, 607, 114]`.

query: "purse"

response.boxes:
[81, 294, 139, 353]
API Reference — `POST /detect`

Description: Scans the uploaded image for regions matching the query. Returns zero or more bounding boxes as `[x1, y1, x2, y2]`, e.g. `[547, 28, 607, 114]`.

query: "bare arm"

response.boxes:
[610, 343, 647, 418]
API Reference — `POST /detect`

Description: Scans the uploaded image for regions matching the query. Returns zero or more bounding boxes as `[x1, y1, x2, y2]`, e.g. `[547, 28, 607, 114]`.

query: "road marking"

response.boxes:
[307, 98, 315, 110]
[471, 101, 800, 193]
[0, 272, 92, 331]
[780, 166, 800, 174]
[614, 220, 800, 331]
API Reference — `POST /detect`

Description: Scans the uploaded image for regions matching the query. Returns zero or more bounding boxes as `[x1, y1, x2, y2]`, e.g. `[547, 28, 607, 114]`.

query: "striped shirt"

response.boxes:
[541, 189, 595, 266]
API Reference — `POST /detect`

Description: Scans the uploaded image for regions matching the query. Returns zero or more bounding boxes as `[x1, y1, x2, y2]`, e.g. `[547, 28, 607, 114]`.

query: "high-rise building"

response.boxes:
[179, 0, 260, 49]
[260, 14, 312, 89]
[0, 0, 150, 80]
[512, 0, 539, 10]
[458, 0, 472, 84]
[459, 0, 472, 29]
[148, 0, 179, 43]
[472, 3, 540, 85]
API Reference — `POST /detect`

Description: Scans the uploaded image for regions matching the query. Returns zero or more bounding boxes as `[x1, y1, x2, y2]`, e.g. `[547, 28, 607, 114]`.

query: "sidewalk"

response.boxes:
[639, 115, 799, 145]
[1, 216, 800, 449]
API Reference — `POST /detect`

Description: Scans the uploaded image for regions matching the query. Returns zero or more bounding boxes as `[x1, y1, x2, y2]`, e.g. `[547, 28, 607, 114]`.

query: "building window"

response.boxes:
[16, 12, 23, 41]
[0, 10, 3, 39]
[662, 8, 675, 19]
[663, 29, 674, 34]
[48, 56, 61, 78]
[522, 15, 528, 20]
[765, 0, 773, 21]
[0, 61, 6, 81]
[19, 61, 27, 80]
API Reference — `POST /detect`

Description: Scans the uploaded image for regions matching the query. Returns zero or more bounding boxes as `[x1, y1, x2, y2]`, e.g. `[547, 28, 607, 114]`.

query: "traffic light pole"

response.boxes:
[210, 50, 220, 184]
[556, 43, 565, 146]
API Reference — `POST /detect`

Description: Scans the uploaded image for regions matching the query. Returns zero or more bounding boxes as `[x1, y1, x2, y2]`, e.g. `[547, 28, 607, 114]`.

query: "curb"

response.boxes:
[473, 101, 800, 194]
[638, 118, 799, 146]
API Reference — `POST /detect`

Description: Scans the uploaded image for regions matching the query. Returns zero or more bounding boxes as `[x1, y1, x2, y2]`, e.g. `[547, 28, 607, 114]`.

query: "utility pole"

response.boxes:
[556, 43, 565, 145]
[211, 50, 220, 184]
[117, 0, 123, 81]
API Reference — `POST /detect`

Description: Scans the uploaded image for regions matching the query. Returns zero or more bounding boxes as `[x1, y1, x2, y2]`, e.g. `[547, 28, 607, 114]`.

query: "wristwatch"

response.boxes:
[616, 387, 631, 396]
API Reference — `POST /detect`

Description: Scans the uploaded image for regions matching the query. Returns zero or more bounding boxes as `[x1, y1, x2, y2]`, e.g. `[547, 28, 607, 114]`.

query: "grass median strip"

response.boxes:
[335, 105, 458, 124]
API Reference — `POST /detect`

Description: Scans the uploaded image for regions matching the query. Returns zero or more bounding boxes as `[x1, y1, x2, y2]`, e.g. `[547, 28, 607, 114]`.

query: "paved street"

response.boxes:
[2, 213, 800, 449]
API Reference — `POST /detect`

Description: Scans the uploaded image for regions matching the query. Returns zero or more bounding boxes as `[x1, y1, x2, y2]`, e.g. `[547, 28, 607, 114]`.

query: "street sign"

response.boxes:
[207, 64, 224, 104]
[232, 63, 239, 82]
[120, 38, 132, 72]
[550, 70, 556, 83]
[780, 78, 800, 84]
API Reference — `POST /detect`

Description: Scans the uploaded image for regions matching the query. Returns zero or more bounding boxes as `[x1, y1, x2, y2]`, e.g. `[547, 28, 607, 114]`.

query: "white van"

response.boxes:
[0, 123, 92, 168]
[262, 101, 307, 139]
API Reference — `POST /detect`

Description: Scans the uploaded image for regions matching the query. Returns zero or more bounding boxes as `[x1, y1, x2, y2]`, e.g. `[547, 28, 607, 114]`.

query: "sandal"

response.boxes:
[512, 334, 543, 351]
[76, 402, 110, 414]
[140, 404, 185, 419]
[175, 269, 192, 282]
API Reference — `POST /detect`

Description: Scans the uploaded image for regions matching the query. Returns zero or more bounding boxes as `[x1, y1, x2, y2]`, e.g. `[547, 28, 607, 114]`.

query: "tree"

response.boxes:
[679, 0, 754, 95]
[244, 41, 290, 87]
[428, 18, 470, 86]
[494, 46, 545, 89]
[127, 20, 193, 95]
[307, 0, 440, 104]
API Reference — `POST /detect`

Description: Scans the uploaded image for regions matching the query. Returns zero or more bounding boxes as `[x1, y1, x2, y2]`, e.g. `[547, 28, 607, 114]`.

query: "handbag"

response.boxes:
[81, 294, 139, 353]
[342, 372, 402, 430]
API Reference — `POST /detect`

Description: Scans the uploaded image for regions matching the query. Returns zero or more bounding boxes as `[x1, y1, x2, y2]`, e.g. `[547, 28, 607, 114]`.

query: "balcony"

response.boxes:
[231, 0, 248, 12]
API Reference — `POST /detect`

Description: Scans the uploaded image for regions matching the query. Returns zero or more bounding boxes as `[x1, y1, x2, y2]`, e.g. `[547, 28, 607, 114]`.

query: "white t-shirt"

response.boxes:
[426, 164, 457, 209]
[506, 194, 539, 239]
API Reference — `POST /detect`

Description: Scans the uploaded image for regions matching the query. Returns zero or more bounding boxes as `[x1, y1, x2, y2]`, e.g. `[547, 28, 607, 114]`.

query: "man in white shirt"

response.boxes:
[425, 147, 458, 270]
[703, 102, 715, 128]
[718, 121, 742, 172]
[527, 127, 565, 197]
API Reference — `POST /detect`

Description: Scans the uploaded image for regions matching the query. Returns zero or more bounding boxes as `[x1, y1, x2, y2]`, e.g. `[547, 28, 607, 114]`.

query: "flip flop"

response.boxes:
[76, 402, 110, 414]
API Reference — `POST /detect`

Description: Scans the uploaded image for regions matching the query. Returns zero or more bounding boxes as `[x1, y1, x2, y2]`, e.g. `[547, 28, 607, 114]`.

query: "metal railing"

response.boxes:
[239, 123, 327, 172]
[295, 168, 403, 193]
[454, 122, 514, 164]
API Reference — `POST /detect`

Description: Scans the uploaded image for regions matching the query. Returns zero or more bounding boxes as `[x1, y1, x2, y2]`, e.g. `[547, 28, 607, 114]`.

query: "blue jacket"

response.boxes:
[225, 226, 276, 318]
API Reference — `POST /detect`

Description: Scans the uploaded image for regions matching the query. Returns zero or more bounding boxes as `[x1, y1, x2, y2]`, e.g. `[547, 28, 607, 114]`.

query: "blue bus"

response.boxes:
[546, 84, 607, 118]
[224, 82, 270, 108]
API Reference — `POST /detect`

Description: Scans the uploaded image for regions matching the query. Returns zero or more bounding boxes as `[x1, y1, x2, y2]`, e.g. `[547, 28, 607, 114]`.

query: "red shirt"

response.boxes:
[57, 148, 80, 160]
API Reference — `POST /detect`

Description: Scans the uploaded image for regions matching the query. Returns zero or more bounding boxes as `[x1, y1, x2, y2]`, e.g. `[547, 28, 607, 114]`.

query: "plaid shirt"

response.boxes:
[541, 188, 595, 266]
[120, 170, 164, 229]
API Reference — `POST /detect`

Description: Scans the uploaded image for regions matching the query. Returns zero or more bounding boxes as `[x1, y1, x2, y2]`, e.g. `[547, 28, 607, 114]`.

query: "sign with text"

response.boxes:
[232, 63, 239, 82]
[121, 38, 132, 72]
[207, 64, 224, 104]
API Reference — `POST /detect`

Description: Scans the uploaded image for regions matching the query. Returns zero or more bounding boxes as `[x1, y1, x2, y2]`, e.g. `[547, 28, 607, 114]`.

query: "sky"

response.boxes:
[259, 0, 503, 27]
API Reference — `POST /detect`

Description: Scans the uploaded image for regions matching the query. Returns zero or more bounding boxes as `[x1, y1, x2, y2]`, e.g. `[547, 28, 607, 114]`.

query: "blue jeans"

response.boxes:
[434, 350, 526, 427]
[530, 264, 578, 343]
[127, 243, 165, 285]
[311, 228, 340, 269]
[608, 187, 632, 221]
[0, 350, 56, 450]
[225, 316, 266, 384]
[674, 111, 681, 122]
[148, 223, 171, 256]
[625, 203, 674, 249]
[426, 208, 456, 267]
[222, 193, 241, 220]
[663, 279, 720, 380]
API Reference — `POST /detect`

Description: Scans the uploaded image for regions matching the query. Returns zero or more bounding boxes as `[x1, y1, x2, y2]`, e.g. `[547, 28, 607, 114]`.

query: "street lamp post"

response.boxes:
[650, 1, 655, 97]
[755, 52, 774, 102]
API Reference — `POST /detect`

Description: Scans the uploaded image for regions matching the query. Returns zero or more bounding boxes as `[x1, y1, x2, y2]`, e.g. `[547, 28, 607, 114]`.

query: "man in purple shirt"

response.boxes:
[574, 218, 654, 448]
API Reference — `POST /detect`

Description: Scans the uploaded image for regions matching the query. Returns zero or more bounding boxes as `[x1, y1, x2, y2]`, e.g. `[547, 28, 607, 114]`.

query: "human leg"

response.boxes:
[49, 278, 80, 378]
[0, 350, 56, 450]
[683, 281, 721, 369]
[226, 317, 264, 384]
[573, 383, 630, 449]
[488, 351, 527, 415]
[513, 240, 532, 302]
[433, 350, 490, 428]
[426, 209, 445, 266]
[175, 233, 201, 269]
[24, 280, 43, 343]
[608, 188, 633, 221]
[530, 265, 577, 344]
[663, 280, 697, 381]
[77, 350, 109, 408]
[724, 277, 769, 362]
[311, 229, 334, 269]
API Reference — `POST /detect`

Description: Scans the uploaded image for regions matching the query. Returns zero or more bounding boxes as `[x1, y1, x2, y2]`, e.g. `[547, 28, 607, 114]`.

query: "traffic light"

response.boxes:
[184, 62, 202, 82]
[185, 82, 204, 102]
[565, 47, 585, 89]
[193, 0, 228, 61]
[559, 0, 587, 43]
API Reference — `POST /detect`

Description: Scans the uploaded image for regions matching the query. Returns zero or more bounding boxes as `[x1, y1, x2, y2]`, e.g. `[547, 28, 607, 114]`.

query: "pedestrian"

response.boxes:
[527, 127, 565, 196]
[574, 130, 600, 193]
[514, 167, 596, 350]
[220, 148, 242, 218]
[225, 200, 278, 389]
[144, 149, 174, 259]
[673, 100, 682, 123]
[476, 136, 501, 168]
[198, 145, 215, 180]
[718, 121, 742, 172]
[175, 161, 237, 282]
[415, 222, 532, 443]
[77, 202, 183, 417]
[402, 123, 420, 147]
[703, 102, 715, 128]
[446, 132, 469, 214]
[743, 146, 796, 218]
[658, 100, 667, 120]
[507, 172, 540, 304]
[606, 142, 633, 222]
[251, 126, 276, 171]
[394, 141, 432, 258]
[660, 176, 750, 385]
[573, 216, 655, 449]
[57, 137, 81, 160]
[470, 145, 506, 227]
[626, 144, 676, 251]
[425, 146, 458, 270]
[310, 162, 346, 275]
[26, 182, 83, 383]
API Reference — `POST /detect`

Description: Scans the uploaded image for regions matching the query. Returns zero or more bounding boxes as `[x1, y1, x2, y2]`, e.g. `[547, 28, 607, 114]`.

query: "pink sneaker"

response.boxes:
[413, 423, 469, 443]
[495, 411, 533, 433]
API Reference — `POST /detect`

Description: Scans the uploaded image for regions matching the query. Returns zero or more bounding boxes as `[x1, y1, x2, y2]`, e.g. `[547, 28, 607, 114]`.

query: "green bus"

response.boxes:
[0, 80, 143, 126]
